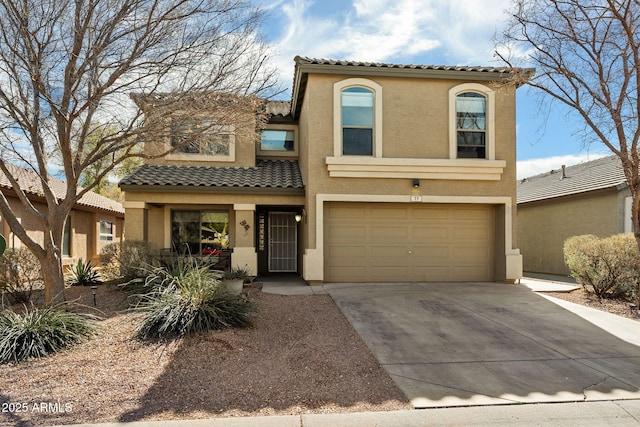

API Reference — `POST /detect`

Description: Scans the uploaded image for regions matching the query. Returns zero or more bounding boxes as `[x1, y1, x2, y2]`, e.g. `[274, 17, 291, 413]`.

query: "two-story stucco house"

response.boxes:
[120, 56, 533, 284]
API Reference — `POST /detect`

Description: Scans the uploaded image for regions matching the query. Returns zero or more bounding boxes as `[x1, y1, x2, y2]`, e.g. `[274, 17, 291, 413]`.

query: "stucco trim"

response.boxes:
[325, 157, 506, 180]
[303, 193, 521, 282]
[333, 78, 383, 158]
[123, 201, 147, 209]
[449, 83, 496, 161]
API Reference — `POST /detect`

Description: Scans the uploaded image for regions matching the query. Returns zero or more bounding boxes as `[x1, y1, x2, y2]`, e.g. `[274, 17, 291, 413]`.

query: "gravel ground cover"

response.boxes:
[0, 284, 409, 427]
[542, 286, 640, 322]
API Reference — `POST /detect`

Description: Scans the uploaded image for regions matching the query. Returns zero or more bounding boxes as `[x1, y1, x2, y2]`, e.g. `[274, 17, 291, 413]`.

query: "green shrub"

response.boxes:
[564, 233, 640, 300]
[100, 240, 160, 281]
[223, 265, 251, 281]
[66, 258, 101, 286]
[0, 247, 42, 304]
[131, 260, 254, 340]
[0, 305, 96, 363]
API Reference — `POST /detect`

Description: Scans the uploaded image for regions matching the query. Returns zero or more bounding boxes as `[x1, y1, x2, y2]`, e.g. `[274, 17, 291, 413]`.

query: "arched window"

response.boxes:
[341, 87, 374, 155]
[334, 78, 382, 157]
[449, 83, 495, 160]
[456, 92, 487, 158]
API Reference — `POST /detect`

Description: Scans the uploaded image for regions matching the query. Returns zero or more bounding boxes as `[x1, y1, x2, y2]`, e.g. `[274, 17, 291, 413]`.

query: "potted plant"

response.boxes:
[223, 265, 250, 295]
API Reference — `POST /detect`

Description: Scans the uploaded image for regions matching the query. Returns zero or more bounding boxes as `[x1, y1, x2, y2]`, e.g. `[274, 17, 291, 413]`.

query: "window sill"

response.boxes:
[166, 153, 235, 162]
[325, 157, 506, 180]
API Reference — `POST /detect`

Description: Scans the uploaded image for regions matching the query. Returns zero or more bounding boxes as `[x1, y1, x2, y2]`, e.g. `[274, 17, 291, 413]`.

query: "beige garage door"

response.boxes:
[324, 203, 495, 282]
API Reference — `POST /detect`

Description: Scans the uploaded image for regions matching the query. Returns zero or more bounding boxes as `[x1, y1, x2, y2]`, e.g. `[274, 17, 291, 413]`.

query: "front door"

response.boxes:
[268, 212, 297, 272]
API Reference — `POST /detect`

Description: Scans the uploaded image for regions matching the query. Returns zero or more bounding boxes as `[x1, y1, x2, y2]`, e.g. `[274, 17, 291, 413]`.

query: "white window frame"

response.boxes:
[99, 220, 114, 242]
[257, 124, 298, 157]
[333, 78, 383, 158]
[449, 83, 495, 160]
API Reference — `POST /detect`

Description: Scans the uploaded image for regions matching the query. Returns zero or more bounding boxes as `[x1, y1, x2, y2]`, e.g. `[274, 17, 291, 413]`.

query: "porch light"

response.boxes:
[295, 213, 303, 223]
[412, 179, 420, 188]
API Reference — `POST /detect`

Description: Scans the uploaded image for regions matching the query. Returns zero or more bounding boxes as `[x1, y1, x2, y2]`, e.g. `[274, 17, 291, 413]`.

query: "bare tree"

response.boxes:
[496, 1, 640, 245]
[0, 0, 280, 304]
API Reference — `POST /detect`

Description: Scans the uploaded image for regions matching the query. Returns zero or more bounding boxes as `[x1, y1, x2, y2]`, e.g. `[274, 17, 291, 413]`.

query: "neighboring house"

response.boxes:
[0, 163, 125, 267]
[120, 56, 533, 284]
[517, 155, 629, 276]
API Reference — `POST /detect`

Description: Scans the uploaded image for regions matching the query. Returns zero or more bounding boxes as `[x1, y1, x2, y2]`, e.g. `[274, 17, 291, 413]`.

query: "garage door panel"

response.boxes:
[327, 246, 367, 258]
[328, 225, 367, 240]
[370, 245, 406, 257]
[412, 207, 449, 220]
[374, 226, 409, 240]
[411, 246, 450, 259]
[412, 226, 449, 239]
[325, 203, 495, 282]
[453, 227, 490, 240]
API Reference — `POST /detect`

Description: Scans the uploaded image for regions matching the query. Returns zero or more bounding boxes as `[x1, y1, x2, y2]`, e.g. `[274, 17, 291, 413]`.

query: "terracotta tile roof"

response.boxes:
[0, 163, 124, 214]
[294, 56, 527, 75]
[119, 159, 304, 192]
[517, 155, 626, 204]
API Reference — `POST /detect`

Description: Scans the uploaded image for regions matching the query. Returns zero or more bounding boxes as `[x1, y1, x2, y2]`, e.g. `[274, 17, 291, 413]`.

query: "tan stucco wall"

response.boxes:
[143, 110, 258, 167]
[518, 190, 623, 275]
[124, 192, 305, 249]
[0, 195, 123, 266]
[300, 74, 518, 250]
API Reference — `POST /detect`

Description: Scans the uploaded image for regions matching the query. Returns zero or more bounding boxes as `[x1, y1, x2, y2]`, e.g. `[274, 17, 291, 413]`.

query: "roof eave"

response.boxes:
[290, 58, 534, 117]
[119, 184, 305, 196]
[517, 183, 626, 205]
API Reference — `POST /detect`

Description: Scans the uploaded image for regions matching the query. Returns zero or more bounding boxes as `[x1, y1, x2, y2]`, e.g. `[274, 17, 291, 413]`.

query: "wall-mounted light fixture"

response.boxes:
[295, 208, 305, 223]
[412, 179, 420, 188]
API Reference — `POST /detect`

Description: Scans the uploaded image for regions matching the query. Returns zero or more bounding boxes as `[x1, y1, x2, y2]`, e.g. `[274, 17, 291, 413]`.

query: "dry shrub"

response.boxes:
[0, 247, 42, 304]
[100, 240, 160, 281]
[564, 233, 640, 302]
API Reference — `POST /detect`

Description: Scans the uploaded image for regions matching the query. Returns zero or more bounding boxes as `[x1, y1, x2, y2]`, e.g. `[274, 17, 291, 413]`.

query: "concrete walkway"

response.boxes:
[54, 399, 640, 427]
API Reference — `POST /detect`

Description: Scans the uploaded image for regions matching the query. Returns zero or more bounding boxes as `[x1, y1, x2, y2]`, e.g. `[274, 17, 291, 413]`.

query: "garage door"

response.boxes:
[324, 203, 495, 282]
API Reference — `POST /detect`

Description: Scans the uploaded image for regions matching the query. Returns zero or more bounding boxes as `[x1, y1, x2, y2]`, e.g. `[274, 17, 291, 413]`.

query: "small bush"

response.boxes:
[131, 260, 254, 340]
[0, 247, 42, 304]
[66, 258, 101, 286]
[564, 233, 640, 300]
[100, 240, 160, 281]
[224, 265, 251, 281]
[0, 305, 96, 363]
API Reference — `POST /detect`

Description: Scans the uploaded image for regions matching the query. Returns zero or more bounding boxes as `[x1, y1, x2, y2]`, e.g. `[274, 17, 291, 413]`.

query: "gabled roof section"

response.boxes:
[517, 155, 626, 204]
[290, 56, 535, 118]
[0, 163, 124, 215]
[119, 159, 304, 195]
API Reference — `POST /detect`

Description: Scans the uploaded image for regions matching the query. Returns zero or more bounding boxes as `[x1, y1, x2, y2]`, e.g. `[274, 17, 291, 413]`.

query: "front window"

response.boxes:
[171, 210, 230, 255]
[261, 130, 295, 151]
[456, 92, 486, 159]
[99, 221, 114, 241]
[341, 87, 374, 156]
[171, 119, 230, 156]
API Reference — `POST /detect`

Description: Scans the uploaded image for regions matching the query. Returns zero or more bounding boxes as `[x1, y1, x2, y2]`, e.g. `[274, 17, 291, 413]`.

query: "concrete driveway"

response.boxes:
[324, 282, 640, 408]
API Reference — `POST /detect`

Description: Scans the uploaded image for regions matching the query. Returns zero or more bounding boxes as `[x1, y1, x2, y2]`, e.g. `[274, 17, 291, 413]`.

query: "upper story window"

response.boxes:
[342, 87, 374, 155]
[456, 92, 486, 158]
[171, 119, 230, 155]
[261, 129, 295, 152]
[449, 83, 495, 160]
[333, 78, 383, 158]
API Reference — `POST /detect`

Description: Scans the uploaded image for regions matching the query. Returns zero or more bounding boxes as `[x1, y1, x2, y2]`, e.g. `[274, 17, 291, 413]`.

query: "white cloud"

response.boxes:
[516, 153, 610, 180]
[265, 0, 512, 93]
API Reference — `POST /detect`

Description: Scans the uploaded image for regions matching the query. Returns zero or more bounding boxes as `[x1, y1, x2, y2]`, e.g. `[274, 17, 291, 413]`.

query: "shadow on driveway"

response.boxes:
[325, 282, 640, 408]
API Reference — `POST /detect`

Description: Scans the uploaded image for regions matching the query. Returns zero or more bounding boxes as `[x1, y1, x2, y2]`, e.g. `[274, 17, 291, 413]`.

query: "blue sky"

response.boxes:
[252, 0, 611, 178]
